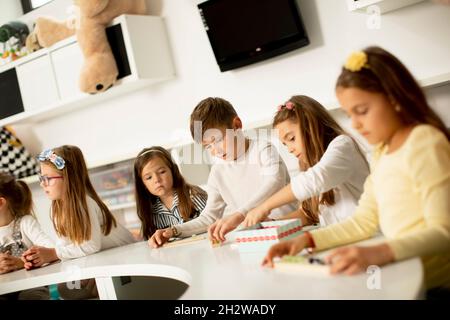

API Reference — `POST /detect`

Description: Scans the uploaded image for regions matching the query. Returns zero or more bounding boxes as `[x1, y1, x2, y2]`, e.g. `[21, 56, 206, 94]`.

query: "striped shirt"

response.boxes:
[152, 189, 208, 230]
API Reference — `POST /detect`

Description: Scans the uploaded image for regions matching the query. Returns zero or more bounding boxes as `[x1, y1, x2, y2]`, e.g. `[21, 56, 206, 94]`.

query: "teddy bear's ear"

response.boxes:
[25, 32, 41, 52]
[75, 0, 109, 18]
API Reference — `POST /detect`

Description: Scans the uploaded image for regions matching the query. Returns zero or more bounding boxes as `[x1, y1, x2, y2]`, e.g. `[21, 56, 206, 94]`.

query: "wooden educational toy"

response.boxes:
[232, 219, 318, 252]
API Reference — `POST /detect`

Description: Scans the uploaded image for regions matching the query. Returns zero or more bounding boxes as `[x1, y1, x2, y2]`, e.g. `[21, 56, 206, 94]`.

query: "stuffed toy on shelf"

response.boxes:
[26, 0, 147, 94]
[0, 21, 30, 65]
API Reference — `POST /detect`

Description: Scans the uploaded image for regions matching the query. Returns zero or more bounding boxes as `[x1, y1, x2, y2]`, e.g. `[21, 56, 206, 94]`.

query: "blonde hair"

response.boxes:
[41, 145, 116, 244]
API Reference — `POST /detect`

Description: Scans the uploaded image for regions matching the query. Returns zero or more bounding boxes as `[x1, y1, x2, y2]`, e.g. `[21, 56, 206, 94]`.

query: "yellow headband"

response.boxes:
[344, 51, 369, 72]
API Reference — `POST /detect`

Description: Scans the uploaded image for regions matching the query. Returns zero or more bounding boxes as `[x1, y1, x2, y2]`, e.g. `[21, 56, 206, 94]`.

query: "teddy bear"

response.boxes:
[25, 17, 76, 52]
[26, 0, 147, 94]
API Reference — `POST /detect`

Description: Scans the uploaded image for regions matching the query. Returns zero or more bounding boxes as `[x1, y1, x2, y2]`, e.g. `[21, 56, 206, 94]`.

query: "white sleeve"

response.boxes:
[290, 135, 363, 201]
[54, 199, 103, 260]
[176, 169, 226, 237]
[237, 142, 290, 215]
[20, 215, 55, 248]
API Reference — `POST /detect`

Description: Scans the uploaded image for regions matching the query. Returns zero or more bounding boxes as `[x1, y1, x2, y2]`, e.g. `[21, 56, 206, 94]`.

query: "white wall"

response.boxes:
[11, 0, 450, 167]
[0, 0, 23, 25]
[27, 0, 450, 167]
[14, 0, 449, 237]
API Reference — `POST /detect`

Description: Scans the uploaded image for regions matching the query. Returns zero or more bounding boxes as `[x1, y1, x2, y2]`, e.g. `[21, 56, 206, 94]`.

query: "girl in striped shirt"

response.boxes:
[134, 146, 208, 240]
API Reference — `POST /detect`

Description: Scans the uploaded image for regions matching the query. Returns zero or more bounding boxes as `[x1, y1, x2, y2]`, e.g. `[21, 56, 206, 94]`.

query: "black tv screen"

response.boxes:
[198, 0, 309, 72]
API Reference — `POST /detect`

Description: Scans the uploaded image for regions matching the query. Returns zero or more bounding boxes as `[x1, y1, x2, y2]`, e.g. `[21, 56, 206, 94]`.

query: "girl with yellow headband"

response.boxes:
[263, 46, 450, 298]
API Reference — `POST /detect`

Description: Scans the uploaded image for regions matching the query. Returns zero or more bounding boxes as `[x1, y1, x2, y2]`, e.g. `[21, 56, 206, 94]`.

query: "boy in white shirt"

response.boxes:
[149, 97, 296, 247]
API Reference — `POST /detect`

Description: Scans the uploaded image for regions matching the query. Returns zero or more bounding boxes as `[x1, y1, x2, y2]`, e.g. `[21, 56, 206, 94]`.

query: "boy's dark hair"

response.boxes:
[190, 97, 238, 142]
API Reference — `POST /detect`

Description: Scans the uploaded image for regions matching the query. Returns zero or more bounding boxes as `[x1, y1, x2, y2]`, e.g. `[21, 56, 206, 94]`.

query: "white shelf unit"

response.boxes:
[346, 0, 425, 13]
[19, 68, 449, 186]
[0, 14, 175, 127]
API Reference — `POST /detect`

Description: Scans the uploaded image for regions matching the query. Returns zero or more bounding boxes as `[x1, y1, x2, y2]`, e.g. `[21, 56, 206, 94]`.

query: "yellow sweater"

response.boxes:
[311, 125, 450, 289]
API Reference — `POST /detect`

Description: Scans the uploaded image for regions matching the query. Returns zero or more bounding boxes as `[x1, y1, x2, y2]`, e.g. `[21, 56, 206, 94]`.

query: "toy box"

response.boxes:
[231, 219, 318, 253]
[90, 164, 134, 207]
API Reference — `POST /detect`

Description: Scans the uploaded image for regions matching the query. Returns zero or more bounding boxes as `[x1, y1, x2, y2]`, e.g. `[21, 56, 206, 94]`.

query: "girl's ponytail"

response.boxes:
[16, 180, 34, 216]
[0, 172, 34, 218]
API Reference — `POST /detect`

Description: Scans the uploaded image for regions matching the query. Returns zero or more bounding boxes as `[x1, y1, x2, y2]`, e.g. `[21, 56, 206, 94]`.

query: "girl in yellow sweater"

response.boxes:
[263, 46, 450, 296]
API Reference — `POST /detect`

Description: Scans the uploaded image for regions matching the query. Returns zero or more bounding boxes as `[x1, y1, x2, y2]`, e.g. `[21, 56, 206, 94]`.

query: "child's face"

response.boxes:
[202, 120, 245, 161]
[141, 157, 174, 198]
[336, 87, 402, 145]
[275, 119, 305, 161]
[39, 164, 64, 200]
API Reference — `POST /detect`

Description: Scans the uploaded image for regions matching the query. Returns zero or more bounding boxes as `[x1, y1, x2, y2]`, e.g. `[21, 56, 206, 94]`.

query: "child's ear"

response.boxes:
[232, 116, 243, 130]
[388, 95, 398, 107]
[0, 197, 7, 209]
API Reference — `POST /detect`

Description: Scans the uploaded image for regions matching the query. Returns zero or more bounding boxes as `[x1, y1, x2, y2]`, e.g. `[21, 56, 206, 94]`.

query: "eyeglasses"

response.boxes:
[38, 175, 63, 186]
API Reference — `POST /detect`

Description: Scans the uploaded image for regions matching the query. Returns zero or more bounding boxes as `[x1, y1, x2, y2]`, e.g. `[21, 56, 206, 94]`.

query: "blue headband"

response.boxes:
[37, 149, 65, 170]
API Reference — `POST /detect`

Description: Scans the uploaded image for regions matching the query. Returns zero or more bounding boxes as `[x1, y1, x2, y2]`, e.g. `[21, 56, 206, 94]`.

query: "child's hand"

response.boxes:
[0, 252, 24, 274]
[208, 212, 245, 242]
[262, 235, 308, 268]
[325, 243, 395, 275]
[22, 246, 58, 269]
[148, 228, 173, 248]
[243, 206, 270, 227]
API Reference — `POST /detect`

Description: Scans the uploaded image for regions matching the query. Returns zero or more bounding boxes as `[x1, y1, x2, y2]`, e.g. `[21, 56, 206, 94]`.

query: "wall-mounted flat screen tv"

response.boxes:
[198, 0, 309, 72]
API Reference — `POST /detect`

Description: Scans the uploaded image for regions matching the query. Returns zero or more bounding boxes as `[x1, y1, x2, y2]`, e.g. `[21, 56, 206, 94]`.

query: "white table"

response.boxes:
[0, 237, 424, 299]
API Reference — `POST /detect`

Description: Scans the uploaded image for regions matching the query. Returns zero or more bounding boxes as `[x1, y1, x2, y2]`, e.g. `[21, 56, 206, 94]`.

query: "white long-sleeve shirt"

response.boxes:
[290, 135, 370, 226]
[176, 140, 297, 236]
[54, 197, 135, 260]
[0, 215, 54, 252]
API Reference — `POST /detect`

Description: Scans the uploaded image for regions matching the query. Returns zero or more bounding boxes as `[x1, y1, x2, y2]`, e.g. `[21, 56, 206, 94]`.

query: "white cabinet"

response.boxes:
[51, 42, 85, 101]
[0, 14, 175, 126]
[346, 0, 425, 13]
[16, 54, 59, 112]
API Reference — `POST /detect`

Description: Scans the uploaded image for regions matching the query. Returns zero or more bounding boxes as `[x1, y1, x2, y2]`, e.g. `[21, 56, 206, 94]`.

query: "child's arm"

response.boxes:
[21, 215, 55, 248]
[275, 209, 309, 225]
[262, 176, 380, 267]
[22, 246, 58, 269]
[208, 143, 295, 241]
[245, 136, 365, 227]
[384, 132, 450, 261]
[243, 184, 297, 227]
[289, 135, 366, 203]
[174, 172, 227, 238]
[0, 252, 24, 274]
[234, 142, 292, 218]
[148, 228, 172, 248]
[264, 175, 379, 269]
[308, 175, 380, 250]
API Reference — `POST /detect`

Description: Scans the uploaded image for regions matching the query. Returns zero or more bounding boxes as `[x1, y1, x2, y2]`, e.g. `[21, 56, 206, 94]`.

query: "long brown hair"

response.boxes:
[41, 145, 116, 244]
[0, 172, 33, 219]
[134, 146, 207, 239]
[273, 95, 367, 224]
[336, 46, 449, 141]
